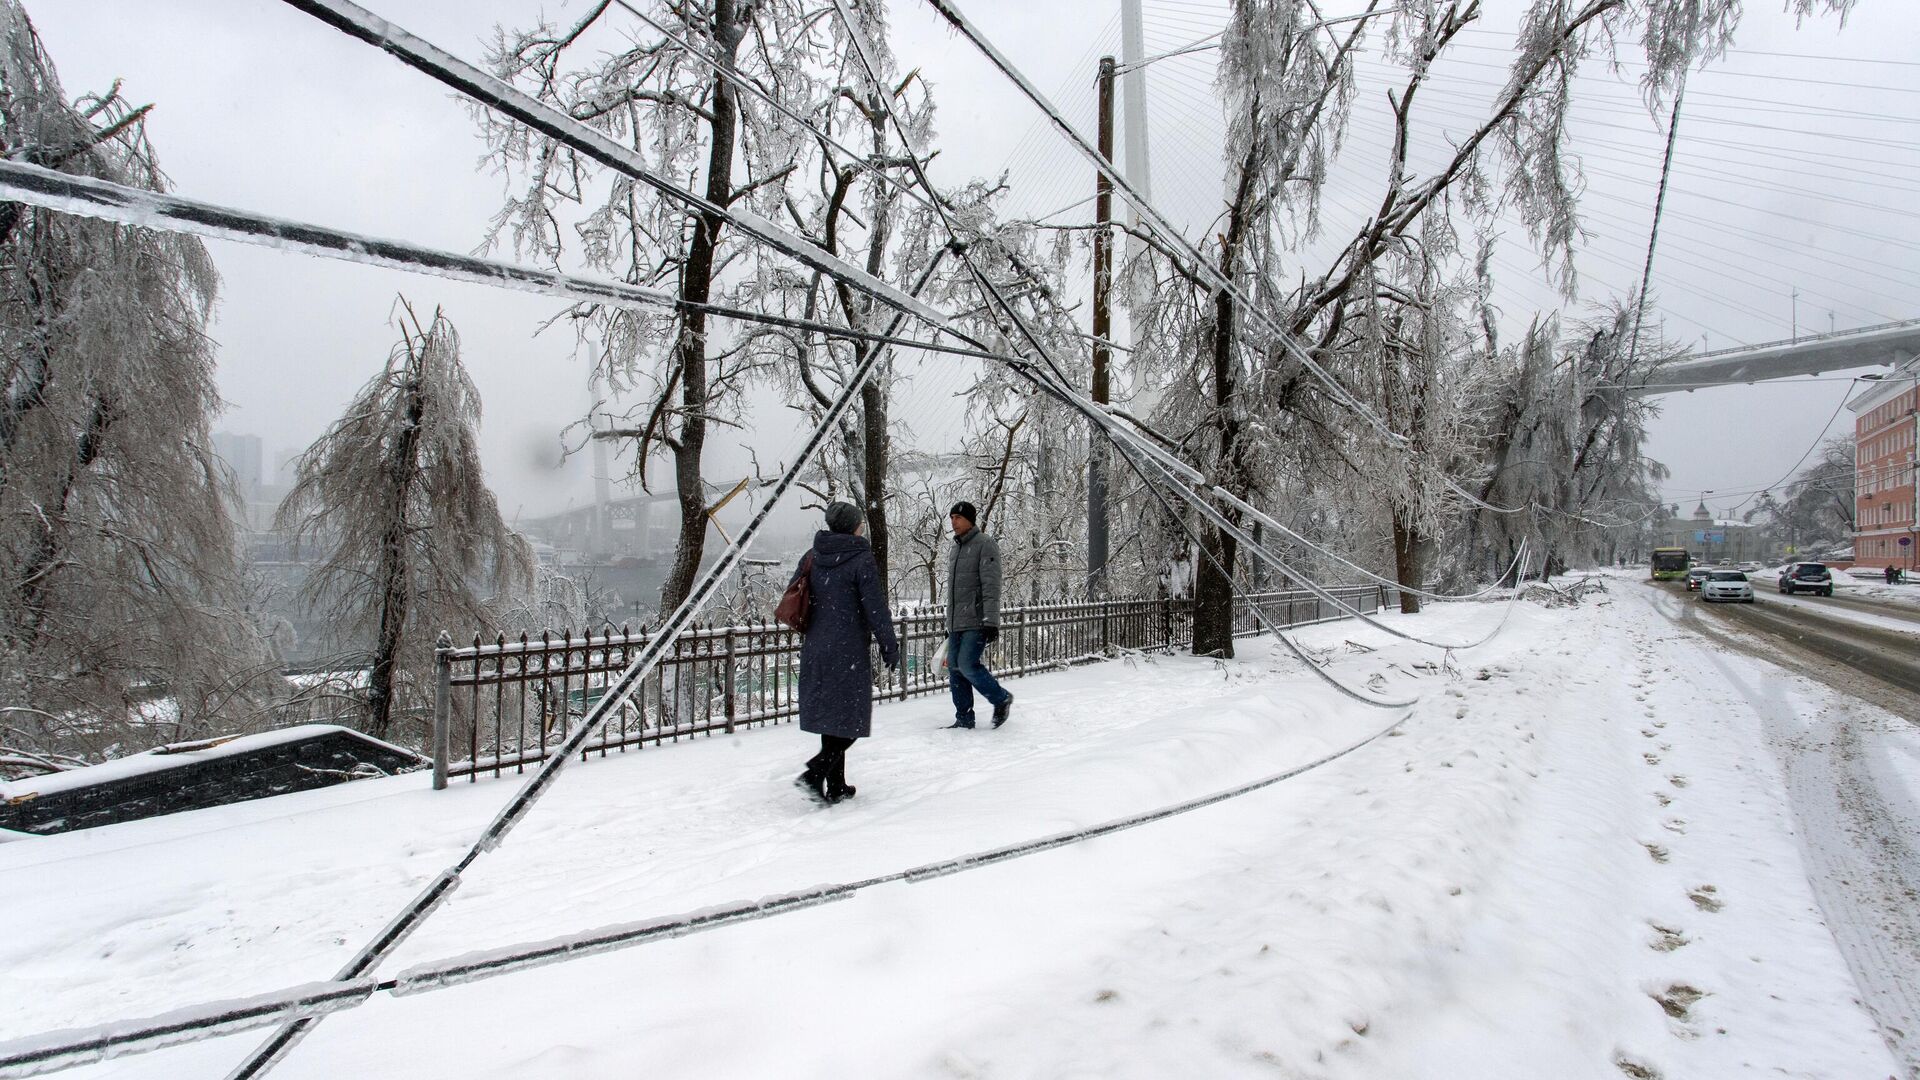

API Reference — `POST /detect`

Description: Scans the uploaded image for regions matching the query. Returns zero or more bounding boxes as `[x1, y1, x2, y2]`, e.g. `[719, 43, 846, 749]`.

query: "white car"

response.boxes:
[1701, 570, 1755, 603]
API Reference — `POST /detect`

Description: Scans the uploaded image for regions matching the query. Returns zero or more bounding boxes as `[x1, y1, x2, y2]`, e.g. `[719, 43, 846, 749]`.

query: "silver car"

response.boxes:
[1702, 570, 1755, 603]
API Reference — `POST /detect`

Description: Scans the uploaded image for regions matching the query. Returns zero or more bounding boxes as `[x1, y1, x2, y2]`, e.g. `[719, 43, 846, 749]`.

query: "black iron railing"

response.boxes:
[432, 586, 1386, 783]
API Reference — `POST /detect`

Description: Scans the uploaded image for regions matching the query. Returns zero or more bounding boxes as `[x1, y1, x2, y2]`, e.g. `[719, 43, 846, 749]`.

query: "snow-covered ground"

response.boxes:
[1837, 573, 1920, 611]
[3, 580, 1911, 1079]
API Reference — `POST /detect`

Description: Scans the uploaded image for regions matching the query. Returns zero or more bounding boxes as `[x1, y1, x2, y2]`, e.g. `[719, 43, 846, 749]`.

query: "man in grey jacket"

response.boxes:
[944, 500, 1012, 729]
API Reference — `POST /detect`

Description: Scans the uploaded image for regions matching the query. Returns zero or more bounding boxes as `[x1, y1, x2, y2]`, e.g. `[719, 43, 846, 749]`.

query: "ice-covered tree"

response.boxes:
[1774, 438, 1854, 557]
[1128, 0, 1851, 654]
[276, 302, 533, 741]
[1457, 299, 1677, 578]
[0, 0, 271, 770]
[758, 2, 945, 596]
[479, 0, 830, 616]
[1341, 228, 1493, 612]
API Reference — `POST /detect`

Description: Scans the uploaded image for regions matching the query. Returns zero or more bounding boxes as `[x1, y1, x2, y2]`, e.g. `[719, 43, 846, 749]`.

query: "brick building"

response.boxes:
[1848, 361, 1919, 570]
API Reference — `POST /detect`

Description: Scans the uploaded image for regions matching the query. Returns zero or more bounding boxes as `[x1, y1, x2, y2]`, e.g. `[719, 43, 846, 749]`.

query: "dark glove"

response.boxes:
[883, 649, 901, 672]
[981, 626, 999, 644]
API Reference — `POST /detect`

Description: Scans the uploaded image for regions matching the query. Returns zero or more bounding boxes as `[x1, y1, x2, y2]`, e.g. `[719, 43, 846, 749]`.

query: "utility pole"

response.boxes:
[1791, 286, 1799, 342]
[1088, 54, 1115, 598]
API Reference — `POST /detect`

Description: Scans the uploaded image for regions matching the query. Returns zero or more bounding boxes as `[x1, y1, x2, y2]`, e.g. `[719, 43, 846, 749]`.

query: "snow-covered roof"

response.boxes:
[0, 724, 414, 801]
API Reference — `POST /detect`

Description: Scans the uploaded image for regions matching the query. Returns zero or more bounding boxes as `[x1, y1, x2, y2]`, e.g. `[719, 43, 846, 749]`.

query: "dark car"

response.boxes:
[1685, 567, 1711, 592]
[1778, 562, 1833, 596]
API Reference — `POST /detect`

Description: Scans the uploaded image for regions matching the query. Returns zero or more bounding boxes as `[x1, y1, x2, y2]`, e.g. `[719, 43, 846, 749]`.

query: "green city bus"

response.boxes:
[1651, 547, 1690, 581]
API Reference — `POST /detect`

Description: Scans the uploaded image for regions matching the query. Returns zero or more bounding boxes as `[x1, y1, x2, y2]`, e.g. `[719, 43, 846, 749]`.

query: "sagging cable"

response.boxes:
[278, 0, 948, 332]
[0, 162, 1016, 366]
[918, 0, 1537, 521]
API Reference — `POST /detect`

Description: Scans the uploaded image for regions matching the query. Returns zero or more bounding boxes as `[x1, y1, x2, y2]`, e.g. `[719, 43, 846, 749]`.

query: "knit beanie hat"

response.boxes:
[949, 500, 978, 525]
[825, 501, 863, 534]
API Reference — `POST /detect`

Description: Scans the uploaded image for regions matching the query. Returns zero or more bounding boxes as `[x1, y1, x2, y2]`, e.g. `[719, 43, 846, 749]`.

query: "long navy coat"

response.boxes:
[791, 531, 900, 739]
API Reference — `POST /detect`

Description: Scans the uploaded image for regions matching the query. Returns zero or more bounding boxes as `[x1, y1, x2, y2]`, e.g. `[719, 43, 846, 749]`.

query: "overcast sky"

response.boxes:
[27, 0, 1920, 526]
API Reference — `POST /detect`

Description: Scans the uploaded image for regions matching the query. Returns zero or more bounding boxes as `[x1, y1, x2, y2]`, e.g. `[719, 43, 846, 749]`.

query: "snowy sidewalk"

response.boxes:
[2, 585, 1905, 1078]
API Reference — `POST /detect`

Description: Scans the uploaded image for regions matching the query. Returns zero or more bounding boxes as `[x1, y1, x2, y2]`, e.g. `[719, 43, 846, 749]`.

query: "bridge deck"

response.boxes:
[1635, 318, 1920, 395]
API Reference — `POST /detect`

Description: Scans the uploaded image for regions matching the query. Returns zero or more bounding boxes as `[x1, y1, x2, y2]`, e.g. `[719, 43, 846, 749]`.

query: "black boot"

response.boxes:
[945, 715, 976, 730]
[992, 693, 1013, 729]
[796, 749, 829, 802]
[796, 767, 828, 804]
[824, 740, 855, 804]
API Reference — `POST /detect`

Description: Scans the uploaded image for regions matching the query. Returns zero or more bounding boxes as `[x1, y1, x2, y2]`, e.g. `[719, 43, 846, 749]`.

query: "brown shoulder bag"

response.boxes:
[774, 551, 816, 632]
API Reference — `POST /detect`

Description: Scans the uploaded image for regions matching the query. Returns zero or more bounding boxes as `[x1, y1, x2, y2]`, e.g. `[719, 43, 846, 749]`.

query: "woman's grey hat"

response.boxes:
[825, 501, 863, 534]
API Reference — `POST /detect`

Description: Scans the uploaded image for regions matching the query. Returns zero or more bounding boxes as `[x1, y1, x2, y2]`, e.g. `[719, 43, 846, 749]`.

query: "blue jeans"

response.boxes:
[947, 628, 1010, 723]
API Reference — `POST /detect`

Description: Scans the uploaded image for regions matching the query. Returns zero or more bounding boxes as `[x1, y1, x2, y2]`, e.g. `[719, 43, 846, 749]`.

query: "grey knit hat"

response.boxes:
[825, 501, 863, 534]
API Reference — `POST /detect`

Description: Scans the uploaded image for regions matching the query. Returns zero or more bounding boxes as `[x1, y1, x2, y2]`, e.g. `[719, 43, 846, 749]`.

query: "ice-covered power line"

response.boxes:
[917, 0, 1416, 445]
[0, 162, 1020, 366]
[918, 0, 1548, 522]
[1114, 27, 1221, 72]
[277, 0, 946, 332]
[834, 0, 1531, 651]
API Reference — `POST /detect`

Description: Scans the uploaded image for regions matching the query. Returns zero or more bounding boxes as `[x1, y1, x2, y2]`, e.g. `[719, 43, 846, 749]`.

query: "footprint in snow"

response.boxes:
[1661, 817, 1686, 833]
[1648, 923, 1689, 951]
[1652, 983, 1706, 1021]
[1642, 841, 1670, 863]
[1687, 885, 1723, 913]
[1653, 792, 1672, 806]
[1668, 774, 1689, 788]
[1644, 752, 1662, 765]
[1615, 1054, 1663, 1079]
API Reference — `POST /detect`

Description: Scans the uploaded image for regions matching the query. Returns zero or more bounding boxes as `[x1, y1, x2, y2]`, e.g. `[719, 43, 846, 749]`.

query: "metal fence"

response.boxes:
[432, 586, 1386, 784]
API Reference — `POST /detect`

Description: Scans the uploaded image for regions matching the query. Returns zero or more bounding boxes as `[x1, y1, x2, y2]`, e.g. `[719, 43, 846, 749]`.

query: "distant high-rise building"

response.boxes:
[212, 431, 264, 497]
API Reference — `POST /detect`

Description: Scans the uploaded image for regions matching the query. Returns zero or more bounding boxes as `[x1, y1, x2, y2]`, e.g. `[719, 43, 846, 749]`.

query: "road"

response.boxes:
[1649, 580, 1920, 1078]
[1702, 588, 1920, 704]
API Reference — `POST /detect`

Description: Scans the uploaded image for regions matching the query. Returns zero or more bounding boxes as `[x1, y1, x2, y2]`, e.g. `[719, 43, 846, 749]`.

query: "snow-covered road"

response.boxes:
[3, 580, 1910, 1079]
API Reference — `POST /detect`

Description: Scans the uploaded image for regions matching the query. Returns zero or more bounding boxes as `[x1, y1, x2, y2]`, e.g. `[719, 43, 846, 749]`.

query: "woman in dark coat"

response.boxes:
[791, 501, 899, 804]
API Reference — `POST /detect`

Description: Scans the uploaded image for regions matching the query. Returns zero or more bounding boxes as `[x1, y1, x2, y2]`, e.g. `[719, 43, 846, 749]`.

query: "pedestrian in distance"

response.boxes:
[943, 500, 1013, 730]
[789, 501, 899, 805]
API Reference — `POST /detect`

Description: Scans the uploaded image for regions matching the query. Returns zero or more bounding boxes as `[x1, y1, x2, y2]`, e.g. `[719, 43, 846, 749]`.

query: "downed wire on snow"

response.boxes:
[0, 696, 1414, 1080]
